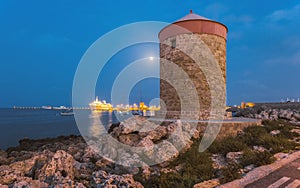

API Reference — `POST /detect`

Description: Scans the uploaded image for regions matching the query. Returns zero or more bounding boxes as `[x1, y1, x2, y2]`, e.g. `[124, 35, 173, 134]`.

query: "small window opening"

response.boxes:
[171, 39, 176, 48]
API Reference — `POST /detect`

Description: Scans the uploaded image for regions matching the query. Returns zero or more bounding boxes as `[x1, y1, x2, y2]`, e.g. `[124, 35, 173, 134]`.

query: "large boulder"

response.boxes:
[168, 122, 193, 152]
[119, 117, 144, 134]
[293, 113, 300, 121]
[37, 150, 76, 186]
[0, 150, 52, 185]
[154, 140, 179, 165]
[119, 134, 141, 146]
[145, 126, 168, 142]
[278, 109, 294, 121]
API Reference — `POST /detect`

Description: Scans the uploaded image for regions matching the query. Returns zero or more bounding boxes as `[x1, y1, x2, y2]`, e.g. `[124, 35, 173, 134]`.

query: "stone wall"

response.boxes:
[160, 33, 227, 120]
[197, 120, 262, 139]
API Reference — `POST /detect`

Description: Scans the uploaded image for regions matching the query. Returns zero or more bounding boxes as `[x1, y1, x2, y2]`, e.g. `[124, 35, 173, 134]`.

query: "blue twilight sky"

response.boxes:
[0, 0, 300, 107]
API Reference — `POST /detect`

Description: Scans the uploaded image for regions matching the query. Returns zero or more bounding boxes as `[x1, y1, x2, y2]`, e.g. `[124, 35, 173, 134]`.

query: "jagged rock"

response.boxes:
[270, 130, 281, 136]
[117, 151, 146, 173]
[161, 168, 176, 174]
[145, 126, 167, 142]
[108, 122, 121, 134]
[73, 162, 94, 180]
[174, 164, 183, 172]
[97, 140, 118, 161]
[67, 145, 82, 159]
[119, 134, 140, 146]
[193, 179, 220, 188]
[269, 110, 279, 120]
[182, 122, 191, 132]
[291, 129, 300, 135]
[211, 154, 226, 169]
[166, 123, 177, 134]
[136, 137, 154, 148]
[190, 129, 200, 139]
[7, 151, 35, 163]
[233, 105, 300, 123]
[280, 109, 294, 121]
[253, 146, 267, 152]
[142, 166, 151, 179]
[0, 150, 8, 165]
[226, 152, 243, 163]
[0, 165, 19, 185]
[81, 146, 101, 163]
[38, 150, 75, 186]
[91, 170, 144, 188]
[274, 153, 289, 160]
[154, 140, 179, 165]
[290, 121, 300, 125]
[180, 121, 199, 139]
[136, 137, 154, 159]
[168, 123, 192, 152]
[110, 126, 123, 138]
[120, 117, 143, 134]
[12, 178, 49, 188]
[237, 130, 245, 136]
[294, 113, 300, 121]
[0, 135, 148, 187]
[139, 121, 159, 133]
[95, 158, 113, 168]
[0, 150, 52, 185]
[243, 164, 255, 173]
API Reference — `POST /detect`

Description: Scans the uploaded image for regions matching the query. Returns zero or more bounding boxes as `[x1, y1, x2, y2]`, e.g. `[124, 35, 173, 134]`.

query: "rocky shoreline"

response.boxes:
[0, 134, 145, 187]
[230, 104, 300, 124]
[1, 106, 299, 188]
[0, 116, 200, 188]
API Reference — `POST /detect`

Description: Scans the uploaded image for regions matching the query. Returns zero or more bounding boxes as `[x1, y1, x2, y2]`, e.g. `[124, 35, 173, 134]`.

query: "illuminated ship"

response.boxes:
[41, 106, 52, 110]
[89, 97, 113, 111]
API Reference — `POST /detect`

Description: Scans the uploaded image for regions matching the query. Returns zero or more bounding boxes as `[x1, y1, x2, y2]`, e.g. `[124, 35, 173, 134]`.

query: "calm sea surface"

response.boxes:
[0, 108, 120, 149]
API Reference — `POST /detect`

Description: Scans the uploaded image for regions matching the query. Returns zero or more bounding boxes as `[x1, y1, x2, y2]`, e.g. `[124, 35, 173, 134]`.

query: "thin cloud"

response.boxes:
[204, 3, 229, 20]
[233, 79, 268, 90]
[34, 33, 73, 48]
[203, 3, 253, 25]
[223, 15, 254, 25]
[265, 50, 300, 65]
[267, 4, 300, 22]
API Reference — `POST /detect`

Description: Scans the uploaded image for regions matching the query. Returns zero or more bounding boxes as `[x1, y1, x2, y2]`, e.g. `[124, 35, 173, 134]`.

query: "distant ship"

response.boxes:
[89, 97, 113, 111]
[41, 106, 52, 110]
[60, 109, 75, 116]
[53, 106, 68, 110]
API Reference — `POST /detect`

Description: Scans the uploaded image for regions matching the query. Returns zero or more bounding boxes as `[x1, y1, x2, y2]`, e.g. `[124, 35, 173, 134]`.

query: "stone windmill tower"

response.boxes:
[159, 10, 228, 120]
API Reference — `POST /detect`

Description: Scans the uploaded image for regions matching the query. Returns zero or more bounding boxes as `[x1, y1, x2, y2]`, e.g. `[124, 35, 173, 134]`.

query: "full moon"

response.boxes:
[149, 56, 154, 61]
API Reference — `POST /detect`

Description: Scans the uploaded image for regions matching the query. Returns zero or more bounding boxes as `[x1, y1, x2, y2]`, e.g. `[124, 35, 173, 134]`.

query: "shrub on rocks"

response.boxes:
[208, 137, 248, 156]
[240, 149, 275, 167]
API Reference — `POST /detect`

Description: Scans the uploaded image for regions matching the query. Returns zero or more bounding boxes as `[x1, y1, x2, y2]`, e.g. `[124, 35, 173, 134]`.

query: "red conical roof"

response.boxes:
[176, 10, 210, 22]
[159, 10, 228, 41]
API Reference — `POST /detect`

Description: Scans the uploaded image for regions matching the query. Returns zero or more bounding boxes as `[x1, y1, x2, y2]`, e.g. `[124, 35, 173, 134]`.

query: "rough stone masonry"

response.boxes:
[159, 10, 228, 120]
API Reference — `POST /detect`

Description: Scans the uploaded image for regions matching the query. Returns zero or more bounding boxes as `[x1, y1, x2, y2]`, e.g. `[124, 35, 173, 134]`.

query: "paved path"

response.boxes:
[150, 117, 261, 123]
[219, 151, 300, 188]
[245, 159, 300, 188]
